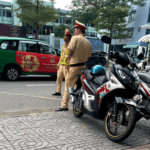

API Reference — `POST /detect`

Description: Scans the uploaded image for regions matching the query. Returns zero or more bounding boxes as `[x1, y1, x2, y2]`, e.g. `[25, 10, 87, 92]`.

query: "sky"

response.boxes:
[2, 0, 72, 10]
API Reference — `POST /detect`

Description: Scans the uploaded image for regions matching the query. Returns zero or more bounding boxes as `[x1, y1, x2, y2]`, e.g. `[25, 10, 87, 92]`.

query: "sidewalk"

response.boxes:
[105, 60, 115, 69]
[0, 109, 150, 150]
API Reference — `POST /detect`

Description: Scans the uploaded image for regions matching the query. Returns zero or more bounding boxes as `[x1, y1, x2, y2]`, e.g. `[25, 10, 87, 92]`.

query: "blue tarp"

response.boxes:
[87, 38, 104, 51]
[126, 41, 148, 47]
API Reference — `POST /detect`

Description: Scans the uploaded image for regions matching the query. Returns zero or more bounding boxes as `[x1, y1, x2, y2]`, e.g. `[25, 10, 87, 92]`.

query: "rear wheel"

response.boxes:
[73, 104, 84, 118]
[104, 104, 136, 142]
[73, 83, 84, 118]
[4, 66, 20, 81]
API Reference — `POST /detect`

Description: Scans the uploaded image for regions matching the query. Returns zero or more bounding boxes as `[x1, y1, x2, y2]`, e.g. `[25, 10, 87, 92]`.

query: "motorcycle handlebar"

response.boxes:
[107, 51, 139, 69]
[94, 51, 139, 69]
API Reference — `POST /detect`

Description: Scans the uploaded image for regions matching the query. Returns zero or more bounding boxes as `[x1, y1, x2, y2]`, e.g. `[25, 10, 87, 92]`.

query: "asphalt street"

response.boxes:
[0, 70, 110, 114]
[0, 75, 66, 113]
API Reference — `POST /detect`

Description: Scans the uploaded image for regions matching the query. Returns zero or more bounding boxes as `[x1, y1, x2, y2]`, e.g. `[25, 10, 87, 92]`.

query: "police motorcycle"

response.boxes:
[68, 35, 145, 143]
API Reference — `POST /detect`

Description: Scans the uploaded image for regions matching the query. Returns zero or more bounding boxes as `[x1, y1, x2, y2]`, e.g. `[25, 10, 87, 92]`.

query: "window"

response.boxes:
[0, 40, 18, 51]
[3, 11, 5, 17]
[66, 19, 71, 24]
[0, 41, 9, 50]
[127, 28, 134, 38]
[146, 29, 150, 35]
[60, 17, 63, 23]
[148, 9, 150, 23]
[38, 42, 56, 55]
[18, 41, 38, 53]
[6, 10, 11, 18]
[128, 11, 136, 23]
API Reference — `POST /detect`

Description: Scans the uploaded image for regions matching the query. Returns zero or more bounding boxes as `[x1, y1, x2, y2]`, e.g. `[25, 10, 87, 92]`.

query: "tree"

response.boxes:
[69, 0, 145, 65]
[13, 0, 59, 39]
[69, 0, 145, 26]
[94, 6, 130, 39]
[68, 6, 97, 26]
[94, 5, 130, 65]
[53, 24, 74, 38]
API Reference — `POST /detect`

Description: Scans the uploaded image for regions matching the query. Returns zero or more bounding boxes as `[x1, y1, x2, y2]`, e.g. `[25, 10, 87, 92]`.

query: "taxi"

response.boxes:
[0, 37, 61, 81]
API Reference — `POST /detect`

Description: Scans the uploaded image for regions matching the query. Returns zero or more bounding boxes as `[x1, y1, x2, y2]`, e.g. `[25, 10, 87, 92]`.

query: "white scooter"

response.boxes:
[137, 59, 149, 72]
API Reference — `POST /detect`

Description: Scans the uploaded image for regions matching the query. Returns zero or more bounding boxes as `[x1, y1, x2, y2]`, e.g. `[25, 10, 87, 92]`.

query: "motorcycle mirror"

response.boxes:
[137, 47, 145, 60]
[137, 52, 144, 60]
[101, 35, 111, 44]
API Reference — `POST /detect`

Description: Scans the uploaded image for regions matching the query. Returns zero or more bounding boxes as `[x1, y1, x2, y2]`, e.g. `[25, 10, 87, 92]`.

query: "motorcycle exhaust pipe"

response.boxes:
[68, 88, 76, 103]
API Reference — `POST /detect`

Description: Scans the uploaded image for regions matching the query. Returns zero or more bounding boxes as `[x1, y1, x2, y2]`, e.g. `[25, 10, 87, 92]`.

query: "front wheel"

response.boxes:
[104, 104, 136, 143]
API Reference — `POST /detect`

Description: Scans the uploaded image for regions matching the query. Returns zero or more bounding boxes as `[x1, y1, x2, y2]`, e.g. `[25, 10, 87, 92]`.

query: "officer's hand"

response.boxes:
[66, 65, 70, 70]
[57, 65, 59, 70]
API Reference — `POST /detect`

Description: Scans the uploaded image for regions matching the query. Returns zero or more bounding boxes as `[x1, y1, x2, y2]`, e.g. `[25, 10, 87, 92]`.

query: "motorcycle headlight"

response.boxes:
[118, 70, 134, 88]
[118, 70, 130, 80]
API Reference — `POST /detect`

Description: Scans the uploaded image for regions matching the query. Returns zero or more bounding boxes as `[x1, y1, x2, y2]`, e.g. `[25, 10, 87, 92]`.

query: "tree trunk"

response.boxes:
[35, 0, 39, 40]
[35, 21, 38, 40]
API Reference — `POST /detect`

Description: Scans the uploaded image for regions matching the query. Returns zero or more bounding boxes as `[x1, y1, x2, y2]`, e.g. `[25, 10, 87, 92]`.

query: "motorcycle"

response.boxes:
[68, 35, 143, 143]
[137, 58, 149, 72]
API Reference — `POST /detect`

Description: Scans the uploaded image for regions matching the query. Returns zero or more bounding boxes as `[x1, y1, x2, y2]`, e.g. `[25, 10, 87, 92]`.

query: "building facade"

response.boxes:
[0, 1, 12, 25]
[0, 0, 98, 39]
[127, 0, 150, 42]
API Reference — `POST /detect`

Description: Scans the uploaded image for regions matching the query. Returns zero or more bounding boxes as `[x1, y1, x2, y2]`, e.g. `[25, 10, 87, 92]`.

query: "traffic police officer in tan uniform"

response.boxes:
[52, 29, 72, 96]
[55, 20, 91, 111]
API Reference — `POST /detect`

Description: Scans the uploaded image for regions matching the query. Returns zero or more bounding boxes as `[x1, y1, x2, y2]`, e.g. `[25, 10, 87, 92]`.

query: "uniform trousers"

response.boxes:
[61, 65, 84, 108]
[56, 65, 69, 93]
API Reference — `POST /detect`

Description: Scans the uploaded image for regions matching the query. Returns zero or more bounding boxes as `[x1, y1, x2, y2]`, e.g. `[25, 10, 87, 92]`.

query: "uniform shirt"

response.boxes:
[58, 43, 70, 66]
[68, 34, 91, 65]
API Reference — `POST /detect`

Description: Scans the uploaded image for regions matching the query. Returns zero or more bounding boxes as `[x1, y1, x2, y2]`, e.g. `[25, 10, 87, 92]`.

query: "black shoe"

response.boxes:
[55, 107, 68, 111]
[52, 92, 61, 96]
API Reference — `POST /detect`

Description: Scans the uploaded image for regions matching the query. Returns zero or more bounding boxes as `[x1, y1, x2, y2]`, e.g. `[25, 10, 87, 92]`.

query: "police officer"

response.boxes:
[55, 20, 91, 111]
[52, 29, 72, 96]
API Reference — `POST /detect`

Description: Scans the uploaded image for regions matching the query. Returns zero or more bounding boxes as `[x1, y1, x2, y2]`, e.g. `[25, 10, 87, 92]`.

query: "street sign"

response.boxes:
[0, 23, 26, 38]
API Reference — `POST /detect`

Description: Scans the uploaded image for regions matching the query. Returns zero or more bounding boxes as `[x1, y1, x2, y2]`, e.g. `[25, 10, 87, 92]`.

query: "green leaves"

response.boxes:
[94, 5, 130, 38]
[53, 24, 74, 38]
[14, 0, 59, 39]
[70, 0, 145, 39]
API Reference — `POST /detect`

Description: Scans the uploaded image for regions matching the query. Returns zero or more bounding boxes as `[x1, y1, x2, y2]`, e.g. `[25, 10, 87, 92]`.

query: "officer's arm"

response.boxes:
[57, 51, 62, 67]
[67, 37, 76, 60]
[67, 50, 74, 59]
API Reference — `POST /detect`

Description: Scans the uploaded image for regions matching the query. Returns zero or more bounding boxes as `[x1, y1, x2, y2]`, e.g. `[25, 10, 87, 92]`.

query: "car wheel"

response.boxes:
[4, 66, 20, 81]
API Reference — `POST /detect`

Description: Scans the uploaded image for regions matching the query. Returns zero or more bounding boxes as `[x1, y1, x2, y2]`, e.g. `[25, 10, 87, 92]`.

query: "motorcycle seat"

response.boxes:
[83, 69, 109, 93]
[138, 72, 150, 83]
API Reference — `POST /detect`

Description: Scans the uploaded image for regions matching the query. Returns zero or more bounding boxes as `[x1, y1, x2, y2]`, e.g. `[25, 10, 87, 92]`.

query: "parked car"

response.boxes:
[0, 37, 61, 81]
[88, 50, 107, 68]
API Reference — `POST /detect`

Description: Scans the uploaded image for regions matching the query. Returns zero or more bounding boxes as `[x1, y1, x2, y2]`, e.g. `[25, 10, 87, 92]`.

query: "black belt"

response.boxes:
[70, 63, 85, 67]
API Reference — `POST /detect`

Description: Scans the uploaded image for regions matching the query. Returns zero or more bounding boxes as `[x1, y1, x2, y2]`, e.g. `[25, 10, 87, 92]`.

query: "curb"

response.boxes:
[124, 144, 150, 150]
